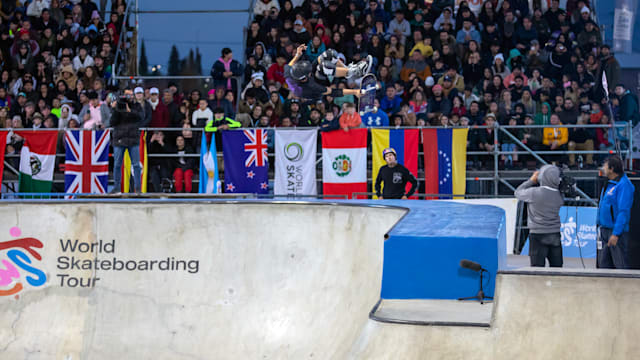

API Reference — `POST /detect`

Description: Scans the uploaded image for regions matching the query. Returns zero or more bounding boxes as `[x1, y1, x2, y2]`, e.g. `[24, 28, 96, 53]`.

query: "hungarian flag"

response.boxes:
[371, 128, 419, 199]
[423, 128, 468, 199]
[322, 128, 367, 199]
[120, 131, 148, 193]
[16, 130, 58, 193]
[0, 131, 7, 184]
[64, 130, 110, 194]
[199, 131, 221, 194]
[222, 129, 269, 194]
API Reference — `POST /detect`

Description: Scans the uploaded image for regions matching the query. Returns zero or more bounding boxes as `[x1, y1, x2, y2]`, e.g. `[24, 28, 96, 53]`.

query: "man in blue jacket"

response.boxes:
[597, 156, 635, 269]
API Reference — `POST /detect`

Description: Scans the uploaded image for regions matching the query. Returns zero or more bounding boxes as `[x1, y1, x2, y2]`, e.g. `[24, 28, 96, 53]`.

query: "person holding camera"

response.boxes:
[597, 156, 635, 269]
[110, 89, 144, 193]
[515, 165, 565, 267]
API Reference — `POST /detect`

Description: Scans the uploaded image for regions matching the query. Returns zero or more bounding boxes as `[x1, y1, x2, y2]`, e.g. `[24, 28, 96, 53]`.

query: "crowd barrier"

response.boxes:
[1, 123, 632, 200]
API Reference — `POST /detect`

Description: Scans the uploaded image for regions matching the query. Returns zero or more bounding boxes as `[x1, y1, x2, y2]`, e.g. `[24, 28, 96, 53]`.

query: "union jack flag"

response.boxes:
[64, 130, 110, 194]
[244, 129, 268, 167]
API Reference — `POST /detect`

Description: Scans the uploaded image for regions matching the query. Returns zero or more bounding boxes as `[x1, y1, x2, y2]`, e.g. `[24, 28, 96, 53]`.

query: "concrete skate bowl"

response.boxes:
[0, 201, 407, 359]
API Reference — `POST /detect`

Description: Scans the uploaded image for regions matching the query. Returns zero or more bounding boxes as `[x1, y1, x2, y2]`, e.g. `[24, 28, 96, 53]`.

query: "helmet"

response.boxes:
[382, 147, 397, 158]
[323, 48, 338, 62]
[291, 60, 313, 81]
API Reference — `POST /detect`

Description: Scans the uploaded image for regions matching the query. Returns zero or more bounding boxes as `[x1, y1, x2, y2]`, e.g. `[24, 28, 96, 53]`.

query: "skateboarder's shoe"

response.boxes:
[347, 55, 373, 79]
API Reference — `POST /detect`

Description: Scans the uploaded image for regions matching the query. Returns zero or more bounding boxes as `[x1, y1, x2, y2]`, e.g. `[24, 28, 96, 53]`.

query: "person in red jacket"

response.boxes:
[148, 87, 169, 128]
[267, 54, 287, 87]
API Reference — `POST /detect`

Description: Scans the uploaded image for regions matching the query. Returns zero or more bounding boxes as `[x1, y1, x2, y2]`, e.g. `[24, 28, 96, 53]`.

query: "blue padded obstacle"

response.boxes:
[379, 201, 506, 300]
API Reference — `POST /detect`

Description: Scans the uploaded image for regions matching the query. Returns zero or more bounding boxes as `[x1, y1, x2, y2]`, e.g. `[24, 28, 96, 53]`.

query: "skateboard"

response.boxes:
[358, 73, 379, 116]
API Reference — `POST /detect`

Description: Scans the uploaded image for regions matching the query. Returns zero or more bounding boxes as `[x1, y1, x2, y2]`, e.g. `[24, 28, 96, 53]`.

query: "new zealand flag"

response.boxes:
[222, 129, 269, 194]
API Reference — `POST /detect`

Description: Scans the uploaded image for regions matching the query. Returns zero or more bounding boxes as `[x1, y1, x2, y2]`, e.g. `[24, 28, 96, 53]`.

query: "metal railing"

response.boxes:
[1, 123, 633, 200]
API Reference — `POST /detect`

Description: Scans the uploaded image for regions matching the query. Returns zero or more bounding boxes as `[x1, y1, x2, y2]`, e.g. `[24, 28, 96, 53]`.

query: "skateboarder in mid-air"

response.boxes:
[285, 45, 372, 101]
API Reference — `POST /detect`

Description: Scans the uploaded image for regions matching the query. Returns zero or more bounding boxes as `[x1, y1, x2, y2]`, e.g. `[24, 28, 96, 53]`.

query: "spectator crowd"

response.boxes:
[231, 0, 637, 170]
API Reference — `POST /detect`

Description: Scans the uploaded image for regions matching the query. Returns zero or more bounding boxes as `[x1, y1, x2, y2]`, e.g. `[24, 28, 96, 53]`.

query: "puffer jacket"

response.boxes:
[111, 109, 142, 147]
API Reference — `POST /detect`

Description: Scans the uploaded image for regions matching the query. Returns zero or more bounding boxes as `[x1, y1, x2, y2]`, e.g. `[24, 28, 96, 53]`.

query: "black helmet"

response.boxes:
[291, 60, 312, 81]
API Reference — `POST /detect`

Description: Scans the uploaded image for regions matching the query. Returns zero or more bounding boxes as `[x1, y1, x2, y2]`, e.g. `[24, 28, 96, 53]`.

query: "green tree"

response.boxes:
[139, 39, 150, 76]
[195, 47, 202, 75]
[168, 45, 181, 76]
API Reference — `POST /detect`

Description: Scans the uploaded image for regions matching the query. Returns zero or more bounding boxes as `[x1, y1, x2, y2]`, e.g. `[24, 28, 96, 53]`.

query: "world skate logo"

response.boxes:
[0, 227, 47, 297]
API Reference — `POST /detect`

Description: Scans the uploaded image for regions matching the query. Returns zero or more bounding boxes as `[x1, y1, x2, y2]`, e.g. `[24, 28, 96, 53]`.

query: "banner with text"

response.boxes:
[521, 206, 597, 258]
[274, 129, 317, 196]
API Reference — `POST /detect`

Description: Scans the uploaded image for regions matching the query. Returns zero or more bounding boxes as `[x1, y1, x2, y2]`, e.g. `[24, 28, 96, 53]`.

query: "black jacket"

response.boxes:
[111, 109, 143, 147]
[172, 145, 196, 171]
[375, 164, 418, 199]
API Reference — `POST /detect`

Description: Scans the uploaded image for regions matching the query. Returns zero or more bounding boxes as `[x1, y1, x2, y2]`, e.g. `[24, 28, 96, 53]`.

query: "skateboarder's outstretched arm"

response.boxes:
[321, 87, 362, 98]
[288, 45, 307, 67]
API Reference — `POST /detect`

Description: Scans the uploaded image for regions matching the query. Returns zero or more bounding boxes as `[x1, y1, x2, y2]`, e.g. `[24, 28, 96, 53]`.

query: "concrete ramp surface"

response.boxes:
[1, 201, 640, 360]
[0, 202, 404, 359]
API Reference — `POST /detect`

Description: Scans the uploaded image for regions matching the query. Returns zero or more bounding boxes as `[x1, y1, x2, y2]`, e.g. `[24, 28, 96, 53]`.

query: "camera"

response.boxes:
[116, 94, 132, 111]
[558, 165, 577, 197]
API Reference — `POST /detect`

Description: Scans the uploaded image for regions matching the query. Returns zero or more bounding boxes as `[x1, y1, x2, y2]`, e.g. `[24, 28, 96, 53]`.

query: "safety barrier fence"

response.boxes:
[2, 123, 632, 201]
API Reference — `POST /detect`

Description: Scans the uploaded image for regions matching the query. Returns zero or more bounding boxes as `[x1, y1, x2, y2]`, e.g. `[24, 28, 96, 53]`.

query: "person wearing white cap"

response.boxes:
[148, 87, 170, 128]
[241, 72, 269, 103]
[133, 86, 152, 126]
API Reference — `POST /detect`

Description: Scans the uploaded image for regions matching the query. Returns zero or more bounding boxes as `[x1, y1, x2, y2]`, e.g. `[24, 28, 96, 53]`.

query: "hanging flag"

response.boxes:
[16, 130, 58, 193]
[199, 131, 221, 193]
[322, 128, 367, 199]
[423, 128, 468, 199]
[64, 129, 110, 194]
[274, 129, 317, 196]
[120, 131, 148, 193]
[602, 70, 610, 99]
[0, 131, 7, 185]
[371, 128, 419, 199]
[222, 129, 269, 194]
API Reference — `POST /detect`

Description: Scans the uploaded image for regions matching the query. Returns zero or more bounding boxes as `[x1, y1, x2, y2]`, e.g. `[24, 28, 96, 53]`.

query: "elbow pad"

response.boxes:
[330, 88, 344, 97]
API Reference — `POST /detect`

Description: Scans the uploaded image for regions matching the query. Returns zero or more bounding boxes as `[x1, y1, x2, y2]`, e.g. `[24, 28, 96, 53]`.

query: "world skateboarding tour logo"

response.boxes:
[332, 154, 352, 177]
[0, 227, 47, 297]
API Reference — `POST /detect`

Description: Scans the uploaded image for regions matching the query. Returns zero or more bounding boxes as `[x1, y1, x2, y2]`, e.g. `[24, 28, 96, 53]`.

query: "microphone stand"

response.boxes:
[458, 269, 493, 304]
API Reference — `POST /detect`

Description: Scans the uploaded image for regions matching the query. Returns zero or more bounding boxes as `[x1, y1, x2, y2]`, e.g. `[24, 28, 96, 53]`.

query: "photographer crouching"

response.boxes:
[110, 89, 144, 193]
[515, 165, 565, 267]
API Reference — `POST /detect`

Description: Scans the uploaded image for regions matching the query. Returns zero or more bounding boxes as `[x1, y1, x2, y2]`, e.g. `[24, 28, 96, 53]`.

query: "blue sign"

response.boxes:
[522, 206, 597, 258]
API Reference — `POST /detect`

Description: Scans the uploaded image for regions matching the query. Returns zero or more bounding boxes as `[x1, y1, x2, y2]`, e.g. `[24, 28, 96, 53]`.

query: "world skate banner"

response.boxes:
[274, 129, 317, 196]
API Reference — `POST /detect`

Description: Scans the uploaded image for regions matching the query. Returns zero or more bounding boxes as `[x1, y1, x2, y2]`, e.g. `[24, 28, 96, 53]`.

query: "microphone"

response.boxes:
[460, 259, 484, 272]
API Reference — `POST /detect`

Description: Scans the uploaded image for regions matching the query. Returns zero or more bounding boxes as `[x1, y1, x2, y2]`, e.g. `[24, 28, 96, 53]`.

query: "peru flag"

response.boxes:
[322, 128, 367, 199]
